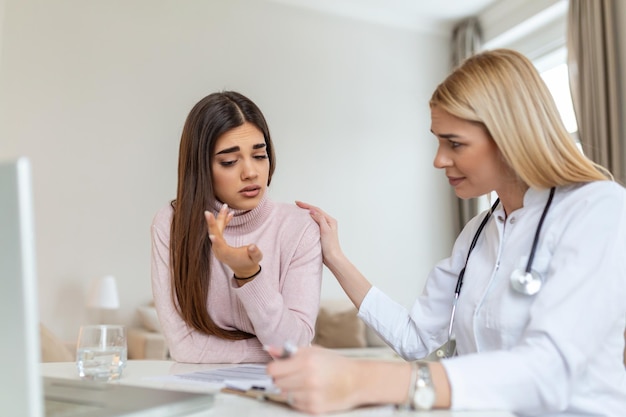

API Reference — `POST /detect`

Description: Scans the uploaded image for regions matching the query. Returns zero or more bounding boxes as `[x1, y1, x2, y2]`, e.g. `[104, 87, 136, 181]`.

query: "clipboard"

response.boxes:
[221, 387, 289, 405]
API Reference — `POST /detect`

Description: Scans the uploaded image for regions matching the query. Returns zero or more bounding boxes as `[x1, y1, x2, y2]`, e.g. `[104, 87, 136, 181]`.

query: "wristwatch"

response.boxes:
[410, 361, 435, 410]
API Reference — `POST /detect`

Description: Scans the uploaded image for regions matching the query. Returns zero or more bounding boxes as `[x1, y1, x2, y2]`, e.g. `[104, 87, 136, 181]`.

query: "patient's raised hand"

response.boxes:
[204, 204, 263, 282]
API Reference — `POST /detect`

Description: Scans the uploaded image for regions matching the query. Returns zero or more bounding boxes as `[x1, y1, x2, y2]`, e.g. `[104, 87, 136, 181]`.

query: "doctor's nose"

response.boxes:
[433, 147, 452, 169]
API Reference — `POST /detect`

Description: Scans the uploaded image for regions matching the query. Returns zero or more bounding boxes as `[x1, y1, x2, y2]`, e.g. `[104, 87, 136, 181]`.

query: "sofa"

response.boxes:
[40, 323, 75, 362]
[41, 315, 626, 366]
[127, 298, 397, 360]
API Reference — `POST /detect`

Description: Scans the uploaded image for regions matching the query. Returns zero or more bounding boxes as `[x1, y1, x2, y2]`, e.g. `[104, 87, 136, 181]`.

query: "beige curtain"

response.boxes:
[567, 0, 624, 183]
[451, 18, 482, 231]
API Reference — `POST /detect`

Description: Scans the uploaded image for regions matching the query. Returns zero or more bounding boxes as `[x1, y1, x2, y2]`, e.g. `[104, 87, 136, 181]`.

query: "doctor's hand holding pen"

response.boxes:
[265, 345, 449, 414]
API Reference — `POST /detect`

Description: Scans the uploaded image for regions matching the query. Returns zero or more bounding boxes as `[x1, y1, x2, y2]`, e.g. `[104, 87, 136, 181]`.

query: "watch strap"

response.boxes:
[400, 362, 419, 410]
[411, 361, 435, 410]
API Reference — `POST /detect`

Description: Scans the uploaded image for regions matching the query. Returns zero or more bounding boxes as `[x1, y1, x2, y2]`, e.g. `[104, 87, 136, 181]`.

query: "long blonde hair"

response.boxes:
[430, 48, 610, 188]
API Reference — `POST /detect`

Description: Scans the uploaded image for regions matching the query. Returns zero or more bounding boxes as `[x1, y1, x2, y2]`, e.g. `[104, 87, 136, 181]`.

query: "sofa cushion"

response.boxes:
[137, 306, 162, 333]
[313, 300, 367, 348]
[127, 327, 169, 360]
[40, 323, 74, 362]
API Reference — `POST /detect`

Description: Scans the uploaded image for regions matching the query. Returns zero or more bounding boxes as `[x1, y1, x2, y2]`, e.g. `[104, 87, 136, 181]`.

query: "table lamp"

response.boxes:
[86, 275, 120, 323]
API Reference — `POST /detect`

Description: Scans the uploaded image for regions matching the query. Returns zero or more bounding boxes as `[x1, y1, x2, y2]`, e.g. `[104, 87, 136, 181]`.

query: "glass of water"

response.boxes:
[76, 324, 127, 381]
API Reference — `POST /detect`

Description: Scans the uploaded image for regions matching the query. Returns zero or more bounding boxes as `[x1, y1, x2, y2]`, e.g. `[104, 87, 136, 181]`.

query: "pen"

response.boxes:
[262, 341, 298, 359]
[277, 341, 298, 359]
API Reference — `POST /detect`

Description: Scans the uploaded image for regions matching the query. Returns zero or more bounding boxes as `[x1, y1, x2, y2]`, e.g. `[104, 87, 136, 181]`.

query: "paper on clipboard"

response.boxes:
[173, 364, 272, 385]
[150, 364, 286, 402]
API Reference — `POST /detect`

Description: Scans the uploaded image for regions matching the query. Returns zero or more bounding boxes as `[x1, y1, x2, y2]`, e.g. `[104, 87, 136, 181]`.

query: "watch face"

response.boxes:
[414, 387, 435, 410]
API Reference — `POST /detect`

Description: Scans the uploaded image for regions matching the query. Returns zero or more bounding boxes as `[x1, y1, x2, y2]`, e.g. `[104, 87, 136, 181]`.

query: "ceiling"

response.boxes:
[267, 0, 500, 33]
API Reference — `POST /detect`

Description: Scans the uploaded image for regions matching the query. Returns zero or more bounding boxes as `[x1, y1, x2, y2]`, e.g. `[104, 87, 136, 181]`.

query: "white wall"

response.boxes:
[0, 0, 456, 342]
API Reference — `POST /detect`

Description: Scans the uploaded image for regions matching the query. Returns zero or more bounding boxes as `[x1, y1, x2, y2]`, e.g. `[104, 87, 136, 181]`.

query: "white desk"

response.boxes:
[41, 360, 515, 417]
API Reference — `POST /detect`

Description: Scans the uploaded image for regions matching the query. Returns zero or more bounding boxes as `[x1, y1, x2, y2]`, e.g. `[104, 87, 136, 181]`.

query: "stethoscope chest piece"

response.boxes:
[510, 268, 542, 295]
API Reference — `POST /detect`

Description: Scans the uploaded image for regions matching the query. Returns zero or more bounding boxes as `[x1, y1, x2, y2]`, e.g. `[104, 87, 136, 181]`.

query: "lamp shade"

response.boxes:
[86, 275, 120, 309]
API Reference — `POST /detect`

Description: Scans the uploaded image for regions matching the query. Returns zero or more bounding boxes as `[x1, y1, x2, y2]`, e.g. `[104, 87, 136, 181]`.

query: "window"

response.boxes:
[535, 46, 581, 149]
[479, 0, 578, 143]
[540, 62, 577, 133]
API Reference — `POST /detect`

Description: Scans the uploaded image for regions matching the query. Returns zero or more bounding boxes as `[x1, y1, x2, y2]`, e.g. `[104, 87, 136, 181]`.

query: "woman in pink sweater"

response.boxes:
[151, 91, 322, 363]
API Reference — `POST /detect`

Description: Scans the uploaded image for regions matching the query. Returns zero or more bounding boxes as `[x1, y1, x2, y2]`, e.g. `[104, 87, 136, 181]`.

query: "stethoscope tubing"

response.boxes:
[524, 187, 555, 273]
[444, 187, 556, 357]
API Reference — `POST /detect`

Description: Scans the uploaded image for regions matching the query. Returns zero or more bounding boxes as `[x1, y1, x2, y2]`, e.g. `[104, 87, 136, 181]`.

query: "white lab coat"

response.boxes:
[358, 182, 626, 416]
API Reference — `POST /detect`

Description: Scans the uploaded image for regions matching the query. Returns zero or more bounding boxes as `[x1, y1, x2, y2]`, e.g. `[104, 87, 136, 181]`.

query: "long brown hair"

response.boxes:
[171, 91, 276, 340]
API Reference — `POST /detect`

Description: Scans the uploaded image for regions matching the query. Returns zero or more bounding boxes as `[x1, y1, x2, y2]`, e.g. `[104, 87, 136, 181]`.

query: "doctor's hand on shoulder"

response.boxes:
[295, 201, 343, 264]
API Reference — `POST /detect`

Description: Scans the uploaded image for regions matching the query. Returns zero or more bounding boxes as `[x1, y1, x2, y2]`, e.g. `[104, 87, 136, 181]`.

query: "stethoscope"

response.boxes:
[443, 187, 556, 358]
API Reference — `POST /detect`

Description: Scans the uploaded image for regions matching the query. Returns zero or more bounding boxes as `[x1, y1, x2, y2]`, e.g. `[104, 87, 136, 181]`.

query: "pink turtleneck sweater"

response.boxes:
[150, 196, 322, 363]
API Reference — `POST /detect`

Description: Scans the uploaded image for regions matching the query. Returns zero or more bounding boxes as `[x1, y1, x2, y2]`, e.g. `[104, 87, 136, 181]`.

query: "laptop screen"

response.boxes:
[0, 157, 44, 416]
[1, 158, 215, 417]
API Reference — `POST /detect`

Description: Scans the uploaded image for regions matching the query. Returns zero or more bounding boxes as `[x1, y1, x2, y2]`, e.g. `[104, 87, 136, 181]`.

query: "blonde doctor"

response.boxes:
[266, 49, 626, 416]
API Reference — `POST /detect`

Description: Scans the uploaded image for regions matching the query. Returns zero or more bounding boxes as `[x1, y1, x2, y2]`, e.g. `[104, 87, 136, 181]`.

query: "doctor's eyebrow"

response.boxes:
[215, 143, 266, 155]
[430, 130, 461, 140]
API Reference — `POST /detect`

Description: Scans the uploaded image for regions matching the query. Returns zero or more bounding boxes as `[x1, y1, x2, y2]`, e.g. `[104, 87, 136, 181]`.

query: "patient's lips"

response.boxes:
[239, 184, 261, 197]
